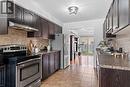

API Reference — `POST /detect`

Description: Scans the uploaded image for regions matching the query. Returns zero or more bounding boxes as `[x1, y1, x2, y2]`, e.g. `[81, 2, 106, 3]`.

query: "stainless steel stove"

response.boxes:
[0, 44, 41, 87]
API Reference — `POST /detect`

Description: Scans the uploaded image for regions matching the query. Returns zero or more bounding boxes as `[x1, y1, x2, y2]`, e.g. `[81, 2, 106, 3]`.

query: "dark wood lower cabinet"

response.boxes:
[54, 52, 60, 71]
[42, 51, 60, 81]
[0, 65, 5, 87]
[42, 54, 49, 80]
[49, 53, 55, 74]
[99, 68, 130, 87]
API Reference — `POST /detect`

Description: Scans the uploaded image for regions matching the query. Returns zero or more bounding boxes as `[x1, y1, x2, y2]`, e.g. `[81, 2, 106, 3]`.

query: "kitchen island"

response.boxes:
[96, 50, 130, 87]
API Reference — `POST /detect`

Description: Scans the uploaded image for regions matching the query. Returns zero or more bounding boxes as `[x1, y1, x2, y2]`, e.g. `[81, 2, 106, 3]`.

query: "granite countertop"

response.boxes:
[97, 50, 130, 70]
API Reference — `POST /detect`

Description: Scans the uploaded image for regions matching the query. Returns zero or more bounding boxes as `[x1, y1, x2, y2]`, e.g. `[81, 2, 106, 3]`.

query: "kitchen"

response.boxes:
[0, 0, 130, 87]
[0, 0, 64, 87]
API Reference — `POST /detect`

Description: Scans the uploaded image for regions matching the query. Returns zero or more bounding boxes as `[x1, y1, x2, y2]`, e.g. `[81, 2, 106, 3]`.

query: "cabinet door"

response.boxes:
[109, 7, 113, 31]
[9, 5, 23, 24]
[41, 19, 49, 39]
[111, 69, 130, 87]
[33, 16, 42, 37]
[23, 9, 34, 27]
[120, 70, 130, 87]
[49, 22, 55, 35]
[34, 16, 42, 37]
[100, 68, 115, 87]
[99, 68, 130, 87]
[57, 51, 60, 70]
[112, 0, 119, 32]
[0, 18, 8, 34]
[27, 16, 42, 37]
[55, 25, 62, 34]
[106, 15, 109, 32]
[54, 52, 60, 71]
[0, 65, 5, 87]
[42, 54, 49, 80]
[103, 20, 106, 39]
[119, 0, 129, 29]
[49, 53, 55, 74]
[58, 26, 62, 34]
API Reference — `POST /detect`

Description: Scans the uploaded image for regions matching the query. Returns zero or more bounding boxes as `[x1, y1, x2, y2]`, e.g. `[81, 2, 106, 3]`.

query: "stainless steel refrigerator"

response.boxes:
[51, 34, 70, 69]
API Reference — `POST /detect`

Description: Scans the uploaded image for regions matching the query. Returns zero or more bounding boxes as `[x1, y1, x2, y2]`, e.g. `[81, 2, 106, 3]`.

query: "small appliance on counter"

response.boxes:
[0, 44, 41, 87]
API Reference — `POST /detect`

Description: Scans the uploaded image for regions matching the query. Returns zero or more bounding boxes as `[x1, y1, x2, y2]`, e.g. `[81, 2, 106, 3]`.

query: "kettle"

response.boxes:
[34, 46, 39, 53]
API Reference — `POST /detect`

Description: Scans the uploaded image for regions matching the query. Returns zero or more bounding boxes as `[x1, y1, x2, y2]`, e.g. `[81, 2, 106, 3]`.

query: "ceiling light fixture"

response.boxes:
[68, 6, 79, 15]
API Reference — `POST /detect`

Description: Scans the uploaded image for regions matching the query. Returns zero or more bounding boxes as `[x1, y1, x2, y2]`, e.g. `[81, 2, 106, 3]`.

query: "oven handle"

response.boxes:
[17, 57, 41, 65]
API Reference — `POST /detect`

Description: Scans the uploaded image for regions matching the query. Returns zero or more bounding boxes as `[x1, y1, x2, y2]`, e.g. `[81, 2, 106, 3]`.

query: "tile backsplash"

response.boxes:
[0, 28, 49, 49]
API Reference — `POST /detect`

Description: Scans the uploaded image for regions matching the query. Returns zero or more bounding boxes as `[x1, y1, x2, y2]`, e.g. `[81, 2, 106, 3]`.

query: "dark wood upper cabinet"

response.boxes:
[55, 25, 62, 34]
[34, 16, 42, 37]
[0, 18, 8, 34]
[28, 16, 42, 37]
[103, 20, 106, 39]
[23, 9, 35, 27]
[109, 7, 113, 31]
[48, 22, 55, 35]
[0, 4, 23, 35]
[118, 0, 129, 29]
[0, 2, 62, 36]
[107, 8, 113, 34]
[41, 19, 49, 39]
[119, 0, 130, 29]
[106, 15, 109, 32]
[112, 0, 119, 30]
[9, 4, 23, 24]
[103, 0, 130, 37]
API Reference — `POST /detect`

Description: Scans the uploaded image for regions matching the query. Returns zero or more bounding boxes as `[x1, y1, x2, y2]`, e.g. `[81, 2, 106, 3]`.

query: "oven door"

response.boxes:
[16, 57, 41, 87]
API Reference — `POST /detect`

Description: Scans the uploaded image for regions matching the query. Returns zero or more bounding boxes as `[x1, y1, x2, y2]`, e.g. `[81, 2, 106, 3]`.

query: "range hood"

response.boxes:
[9, 21, 38, 31]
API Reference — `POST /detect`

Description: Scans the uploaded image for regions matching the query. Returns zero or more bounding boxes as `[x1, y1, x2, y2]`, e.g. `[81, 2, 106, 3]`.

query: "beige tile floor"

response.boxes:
[40, 55, 98, 87]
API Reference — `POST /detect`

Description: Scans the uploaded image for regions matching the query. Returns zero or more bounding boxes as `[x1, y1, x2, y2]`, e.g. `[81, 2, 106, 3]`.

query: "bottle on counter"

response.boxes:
[47, 45, 50, 51]
[34, 46, 39, 53]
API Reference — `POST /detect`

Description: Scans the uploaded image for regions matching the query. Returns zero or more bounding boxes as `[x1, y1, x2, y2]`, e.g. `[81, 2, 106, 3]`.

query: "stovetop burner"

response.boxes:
[0, 44, 40, 64]
[5, 54, 41, 64]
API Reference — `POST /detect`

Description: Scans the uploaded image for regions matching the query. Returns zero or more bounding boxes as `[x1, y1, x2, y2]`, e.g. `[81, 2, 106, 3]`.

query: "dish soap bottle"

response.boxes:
[47, 45, 50, 51]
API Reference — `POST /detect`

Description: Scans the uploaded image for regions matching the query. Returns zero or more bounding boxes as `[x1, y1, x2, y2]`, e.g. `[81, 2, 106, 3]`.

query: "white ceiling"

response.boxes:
[31, 0, 113, 23]
[68, 27, 95, 36]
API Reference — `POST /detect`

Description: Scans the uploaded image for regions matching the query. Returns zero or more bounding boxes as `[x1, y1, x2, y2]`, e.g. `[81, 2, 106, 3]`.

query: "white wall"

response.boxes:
[63, 18, 104, 52]
[14, 0, 63, 26]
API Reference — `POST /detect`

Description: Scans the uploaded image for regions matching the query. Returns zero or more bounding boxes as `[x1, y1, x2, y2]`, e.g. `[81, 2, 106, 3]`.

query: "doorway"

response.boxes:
[79, 36, 94, 55]
[70, 36, 95, 67]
